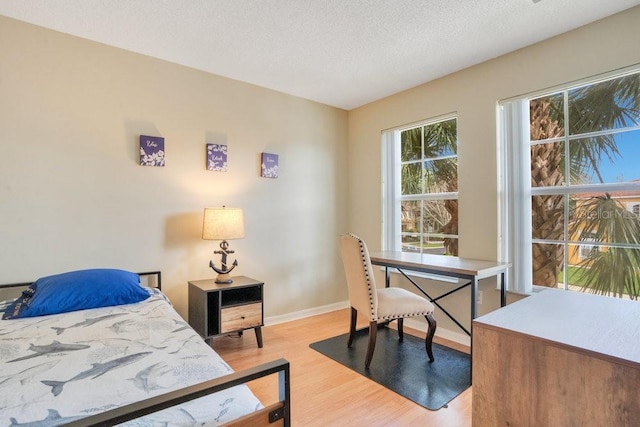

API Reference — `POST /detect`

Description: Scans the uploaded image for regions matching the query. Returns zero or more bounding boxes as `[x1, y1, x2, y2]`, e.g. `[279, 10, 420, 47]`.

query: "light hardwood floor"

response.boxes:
[213, 308, 471, 427]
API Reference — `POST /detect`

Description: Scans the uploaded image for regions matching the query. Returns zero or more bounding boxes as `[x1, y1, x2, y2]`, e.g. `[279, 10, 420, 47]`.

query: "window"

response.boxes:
[382, 115, 458, 255]
[501, 68, 640, 298]
[578, 231, 599, 260]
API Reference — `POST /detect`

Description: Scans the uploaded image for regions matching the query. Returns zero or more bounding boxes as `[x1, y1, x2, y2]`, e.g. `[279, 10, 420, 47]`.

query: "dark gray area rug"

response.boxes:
[309, 327, 471, 410]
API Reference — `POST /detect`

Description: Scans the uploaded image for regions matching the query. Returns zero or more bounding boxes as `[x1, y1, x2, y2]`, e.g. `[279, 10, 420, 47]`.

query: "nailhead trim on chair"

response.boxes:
[347, 233, 433, 320]
[378, 312, 432, 320]
[347, 233, 377, 320]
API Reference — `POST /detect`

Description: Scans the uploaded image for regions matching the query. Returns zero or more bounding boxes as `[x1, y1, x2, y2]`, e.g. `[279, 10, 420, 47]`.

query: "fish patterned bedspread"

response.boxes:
[0, 289, 262, 426]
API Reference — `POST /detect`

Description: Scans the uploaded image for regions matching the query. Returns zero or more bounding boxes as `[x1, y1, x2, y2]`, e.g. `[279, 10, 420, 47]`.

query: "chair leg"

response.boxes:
[424, 313, 437, 362]
[348, 307, 357, 347]
[365, 320, 377, 369]
[397, 318, 404, 342]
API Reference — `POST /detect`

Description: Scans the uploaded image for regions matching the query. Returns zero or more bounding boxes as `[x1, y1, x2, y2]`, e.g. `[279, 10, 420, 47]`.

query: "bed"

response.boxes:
[0, 269, 290, 426]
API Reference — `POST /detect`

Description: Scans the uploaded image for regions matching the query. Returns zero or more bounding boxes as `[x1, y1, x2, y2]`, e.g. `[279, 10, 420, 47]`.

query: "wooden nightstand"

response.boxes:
[188, 276, 264, 348]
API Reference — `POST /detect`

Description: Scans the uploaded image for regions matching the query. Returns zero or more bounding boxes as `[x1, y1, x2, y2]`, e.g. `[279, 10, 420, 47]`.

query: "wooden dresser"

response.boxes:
[472, 289, 640, 426]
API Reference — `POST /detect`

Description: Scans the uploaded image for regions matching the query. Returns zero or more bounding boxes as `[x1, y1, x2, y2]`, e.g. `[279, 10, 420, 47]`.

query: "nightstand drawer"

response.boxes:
[221, 303, 262, 333]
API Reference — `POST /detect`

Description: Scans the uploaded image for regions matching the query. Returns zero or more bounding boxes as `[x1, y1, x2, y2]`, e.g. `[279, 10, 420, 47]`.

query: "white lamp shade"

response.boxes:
[202, 207, 245, 240]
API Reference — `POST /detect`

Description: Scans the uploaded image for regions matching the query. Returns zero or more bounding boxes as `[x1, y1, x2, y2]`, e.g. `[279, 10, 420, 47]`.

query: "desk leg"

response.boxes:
[471, 276, 478, 320]
[470, 276, 478, 385]
[500, 271, 507, 307]
[384, 267, 390, 288]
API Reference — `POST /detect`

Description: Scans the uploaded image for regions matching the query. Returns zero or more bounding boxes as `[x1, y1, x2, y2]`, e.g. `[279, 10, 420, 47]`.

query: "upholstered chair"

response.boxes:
[338, 233, 437, 368]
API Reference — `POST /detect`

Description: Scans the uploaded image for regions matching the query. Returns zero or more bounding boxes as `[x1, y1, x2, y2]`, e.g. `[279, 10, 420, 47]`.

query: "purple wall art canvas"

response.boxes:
[261, 152, 279, 178]
[207, 144, 228, 171]
[139, 135, 165, 167]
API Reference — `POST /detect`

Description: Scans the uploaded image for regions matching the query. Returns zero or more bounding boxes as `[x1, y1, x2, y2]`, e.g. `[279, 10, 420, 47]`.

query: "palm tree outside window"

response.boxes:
[382, 115, 458, 256]
[501, 68, 640, 299]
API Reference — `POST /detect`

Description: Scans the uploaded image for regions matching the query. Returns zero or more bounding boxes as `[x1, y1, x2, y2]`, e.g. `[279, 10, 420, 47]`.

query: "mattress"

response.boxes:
[0, 289, 262, 426]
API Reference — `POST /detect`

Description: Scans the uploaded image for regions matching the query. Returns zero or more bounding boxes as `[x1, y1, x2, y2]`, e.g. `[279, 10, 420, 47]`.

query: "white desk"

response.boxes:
[369, 251, 510, 336]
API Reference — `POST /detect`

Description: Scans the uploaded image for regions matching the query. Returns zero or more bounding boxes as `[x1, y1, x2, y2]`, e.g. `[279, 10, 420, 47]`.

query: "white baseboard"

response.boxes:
[264, 300, 349, 326]
[265, 300, 470, 347]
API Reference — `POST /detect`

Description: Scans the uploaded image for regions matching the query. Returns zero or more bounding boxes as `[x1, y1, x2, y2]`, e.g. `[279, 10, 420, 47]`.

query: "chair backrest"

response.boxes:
[338, 233, 377, 321]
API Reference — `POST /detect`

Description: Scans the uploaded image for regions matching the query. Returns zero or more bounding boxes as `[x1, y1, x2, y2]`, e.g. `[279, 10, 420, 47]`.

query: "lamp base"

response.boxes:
[209, 241, 238, 284]
[215, 272, 233, 284]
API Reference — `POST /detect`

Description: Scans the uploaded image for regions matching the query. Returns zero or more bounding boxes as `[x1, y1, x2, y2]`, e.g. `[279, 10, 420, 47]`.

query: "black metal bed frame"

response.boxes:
[66, 358, 291, 426]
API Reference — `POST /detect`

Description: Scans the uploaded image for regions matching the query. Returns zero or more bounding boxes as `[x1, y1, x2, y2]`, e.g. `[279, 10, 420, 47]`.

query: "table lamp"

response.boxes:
[202, 206, 245, 284]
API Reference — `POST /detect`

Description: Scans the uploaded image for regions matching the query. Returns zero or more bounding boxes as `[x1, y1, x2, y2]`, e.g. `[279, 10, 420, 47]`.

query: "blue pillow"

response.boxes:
[2, 269, 150, 319]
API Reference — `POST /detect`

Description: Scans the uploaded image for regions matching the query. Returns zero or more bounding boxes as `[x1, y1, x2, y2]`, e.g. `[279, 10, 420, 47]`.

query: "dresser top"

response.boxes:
[474, 289, 640, 366]
[188, 276, 263, 291]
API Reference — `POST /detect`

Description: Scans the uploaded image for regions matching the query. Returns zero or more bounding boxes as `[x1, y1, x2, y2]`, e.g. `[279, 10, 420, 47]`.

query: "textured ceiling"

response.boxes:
[1, 0, 639, 110]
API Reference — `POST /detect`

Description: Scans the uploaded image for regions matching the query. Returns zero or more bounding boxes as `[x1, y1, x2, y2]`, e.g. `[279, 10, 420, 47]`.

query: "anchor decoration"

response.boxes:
[210, 240, 238, 284]
[202, 206, 244, 285]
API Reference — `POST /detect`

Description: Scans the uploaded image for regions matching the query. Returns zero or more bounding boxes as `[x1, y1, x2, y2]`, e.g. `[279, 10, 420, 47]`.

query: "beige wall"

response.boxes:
[2, 6, 639, 339]
[347, 6, 640, 338]
[0, 16, 349, 320]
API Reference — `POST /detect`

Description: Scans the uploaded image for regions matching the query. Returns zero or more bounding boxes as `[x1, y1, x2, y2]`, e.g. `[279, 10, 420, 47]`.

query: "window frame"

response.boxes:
[382, 113, 459, 254]
[499, 65, 640, 294]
